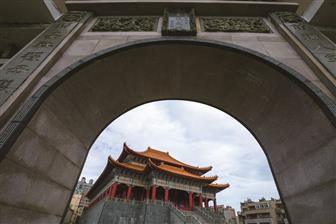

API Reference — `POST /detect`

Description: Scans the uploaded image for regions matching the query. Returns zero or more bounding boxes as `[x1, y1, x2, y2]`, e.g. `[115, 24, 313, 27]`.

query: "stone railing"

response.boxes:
[169, 205, 201, 224]
[167, 202, 188, 222]
[107, 197, 144, 206]
[193, 206, 215, 222]
[194, 206, 226, 224]
[186, 215, 202, 224]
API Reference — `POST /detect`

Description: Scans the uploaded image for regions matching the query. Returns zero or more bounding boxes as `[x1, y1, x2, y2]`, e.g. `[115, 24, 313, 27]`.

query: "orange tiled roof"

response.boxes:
[108, 156, 217, 182]
[108, 156, 146, 173]
[149, 159, 217, 183]
[119, 143, 212, 173]
[207, 183, 230, 190]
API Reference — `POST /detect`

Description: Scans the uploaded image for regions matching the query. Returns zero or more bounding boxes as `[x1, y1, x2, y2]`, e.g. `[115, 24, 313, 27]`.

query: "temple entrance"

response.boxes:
[0, 39, 335, 224]
[132, 186, 146, 201]
[155, 186, 165, 201]
[169, 189, 189, 210]
[115, 183, 128, 199]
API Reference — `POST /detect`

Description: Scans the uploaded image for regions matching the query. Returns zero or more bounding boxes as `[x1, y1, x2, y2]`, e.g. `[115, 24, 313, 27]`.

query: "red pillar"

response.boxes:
[110, 183, 117, 198]
[164, 188, 169, 203]
[205, 198, 209, 208]
[199, 193, 203, 208]
[126, 185, 132, 200]
[214, 198, 217, 212]
[189, 192, 193, 210]
[151, 185, 157, 201]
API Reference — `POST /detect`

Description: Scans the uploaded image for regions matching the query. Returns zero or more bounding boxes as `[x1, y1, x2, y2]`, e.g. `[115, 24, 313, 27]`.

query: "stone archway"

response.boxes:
[0, 38, 335, 224]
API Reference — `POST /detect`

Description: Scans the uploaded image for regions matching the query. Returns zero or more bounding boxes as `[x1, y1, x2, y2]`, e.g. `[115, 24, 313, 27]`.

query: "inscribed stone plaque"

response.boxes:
[168, 13, 191, 31]
[0, 11, 91, 106]
[162, 8, 196, 36]
[270, 12, 336, 79]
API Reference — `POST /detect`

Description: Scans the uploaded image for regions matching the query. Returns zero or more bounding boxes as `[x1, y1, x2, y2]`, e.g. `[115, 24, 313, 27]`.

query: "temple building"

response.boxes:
[79, 143, 229, 223]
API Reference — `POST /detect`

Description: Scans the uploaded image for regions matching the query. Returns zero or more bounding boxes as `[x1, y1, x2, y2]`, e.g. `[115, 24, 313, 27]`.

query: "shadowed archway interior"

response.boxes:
[0, 39, 335, 224]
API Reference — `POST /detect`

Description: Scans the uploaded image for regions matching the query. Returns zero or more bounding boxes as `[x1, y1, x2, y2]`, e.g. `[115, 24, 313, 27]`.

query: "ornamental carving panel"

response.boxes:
[200, 17, 271, 33]
[91, 17, 159, 32]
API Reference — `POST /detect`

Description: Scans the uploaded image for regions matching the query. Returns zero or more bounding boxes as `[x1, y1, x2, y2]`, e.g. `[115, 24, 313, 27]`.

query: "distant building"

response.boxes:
[64, 177, 94, 224]
[237, 211, 244, 224]
[217, 205, 238, 224]
[239, 198, 288, 224]
[62, 208, 75, 224]
[75, 177, 94, 194]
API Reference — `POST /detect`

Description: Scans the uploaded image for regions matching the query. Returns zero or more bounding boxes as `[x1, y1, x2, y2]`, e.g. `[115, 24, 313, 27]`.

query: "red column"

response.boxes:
[164, 188, 169, 203]
[214, 198, 217, 212]
[205, 198, 209, 208]
[199, 193, 203, 208]
[110, 183, 117, 198]
[151, 185, 157, 201]
[189, 192, 193, 210]
[126, 185, 132, 200]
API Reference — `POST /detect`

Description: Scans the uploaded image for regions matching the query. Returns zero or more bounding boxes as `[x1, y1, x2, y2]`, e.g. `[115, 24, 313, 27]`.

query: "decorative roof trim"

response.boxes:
[207, 183, 230, 190]
[108, 156, 146, 173]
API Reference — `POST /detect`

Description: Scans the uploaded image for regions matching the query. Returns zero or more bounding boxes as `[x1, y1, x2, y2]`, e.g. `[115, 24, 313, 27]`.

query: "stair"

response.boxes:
[182, 210, 212, 224]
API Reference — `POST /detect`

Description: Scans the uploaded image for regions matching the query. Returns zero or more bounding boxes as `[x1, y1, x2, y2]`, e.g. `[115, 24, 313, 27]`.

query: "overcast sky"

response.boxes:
[80, 100, 279, 211]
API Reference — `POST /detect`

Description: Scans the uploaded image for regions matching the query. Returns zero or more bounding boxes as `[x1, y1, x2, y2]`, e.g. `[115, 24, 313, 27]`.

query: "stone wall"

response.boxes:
[79, 200, 174, 224]
[79, 199, 106, 224]
[144, 203, 170, 224]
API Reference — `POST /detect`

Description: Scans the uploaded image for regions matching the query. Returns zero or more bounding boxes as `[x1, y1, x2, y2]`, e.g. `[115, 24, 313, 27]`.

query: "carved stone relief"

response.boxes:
[200, 17, 271, 33]
[91, 17, 159, 32]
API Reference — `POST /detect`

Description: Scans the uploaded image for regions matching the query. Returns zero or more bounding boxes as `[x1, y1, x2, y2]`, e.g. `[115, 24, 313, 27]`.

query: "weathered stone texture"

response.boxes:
[6, 128, 80, 190]
[0, 158, 72, 216]
[0, 204, 62, 224]
[27, 105, 87, 167]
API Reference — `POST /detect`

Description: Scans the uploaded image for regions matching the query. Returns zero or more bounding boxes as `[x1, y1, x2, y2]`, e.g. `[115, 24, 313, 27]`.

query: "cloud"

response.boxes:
[80, 100, 279, 211]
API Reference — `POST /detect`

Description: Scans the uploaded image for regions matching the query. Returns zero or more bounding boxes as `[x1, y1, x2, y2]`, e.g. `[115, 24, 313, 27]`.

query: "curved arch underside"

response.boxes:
[0, 40, 335, 224]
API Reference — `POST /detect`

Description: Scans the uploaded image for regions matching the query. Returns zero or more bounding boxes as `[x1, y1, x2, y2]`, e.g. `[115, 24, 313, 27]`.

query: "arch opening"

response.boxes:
[0, 39, 335, 224]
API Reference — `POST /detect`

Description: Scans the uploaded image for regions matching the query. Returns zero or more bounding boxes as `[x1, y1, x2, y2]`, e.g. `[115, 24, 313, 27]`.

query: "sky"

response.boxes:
[80, 100, 279, 212]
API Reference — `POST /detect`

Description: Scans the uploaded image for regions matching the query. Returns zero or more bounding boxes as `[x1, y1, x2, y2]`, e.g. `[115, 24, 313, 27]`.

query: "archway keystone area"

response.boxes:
[0, 39, 335, 224]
